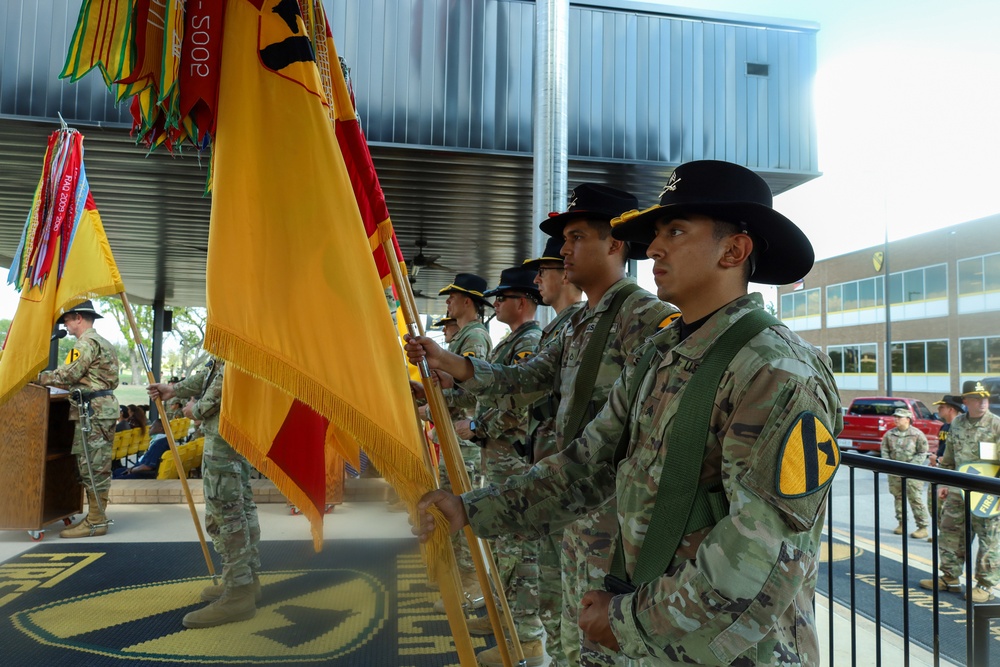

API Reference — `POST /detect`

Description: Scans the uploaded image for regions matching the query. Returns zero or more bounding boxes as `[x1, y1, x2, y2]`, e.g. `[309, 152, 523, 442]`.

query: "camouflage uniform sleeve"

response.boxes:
[460, 329, 563, 402]
[172, 370, 206, 400]
[879, 432, 891, 459]
[477, 328, 543, 440]
[462, 359, 630, 539]
[37, 337, 98, 387]
[940, 424, 956, 470]
[608, 361, 841, 662]
[444, 386, 478, 410]
[914, 429, 929, 461]
[190, 366, 223, 422]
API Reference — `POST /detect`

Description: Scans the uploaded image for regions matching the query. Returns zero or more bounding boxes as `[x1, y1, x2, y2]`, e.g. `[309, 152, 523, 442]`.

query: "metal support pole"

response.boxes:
[533, 0, 569, 326]
[151, 299, 165, 422]
[884, 227, 893, 396]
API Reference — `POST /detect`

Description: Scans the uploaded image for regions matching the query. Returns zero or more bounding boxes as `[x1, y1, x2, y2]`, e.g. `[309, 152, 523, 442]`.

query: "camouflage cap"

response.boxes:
[893, 408, 913, 419]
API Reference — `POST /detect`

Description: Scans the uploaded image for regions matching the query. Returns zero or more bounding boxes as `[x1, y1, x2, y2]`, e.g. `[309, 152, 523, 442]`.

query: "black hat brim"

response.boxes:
[612, 202, 814, 285]
[541, 212, 650, 261]
[483, 285, 542, 302]
[437, 287, 494, 308]
[522, 255, 563, 270]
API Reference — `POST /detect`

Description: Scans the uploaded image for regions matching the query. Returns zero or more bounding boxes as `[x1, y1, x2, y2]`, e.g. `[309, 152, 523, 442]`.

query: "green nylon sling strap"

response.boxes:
[610, 308, 781, 586]
[497, 322, 542, 365]
[561, 282, 642, 443]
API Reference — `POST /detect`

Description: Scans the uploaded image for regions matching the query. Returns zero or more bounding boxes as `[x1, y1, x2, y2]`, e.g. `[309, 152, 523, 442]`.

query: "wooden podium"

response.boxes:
[0, 383, 83, 539]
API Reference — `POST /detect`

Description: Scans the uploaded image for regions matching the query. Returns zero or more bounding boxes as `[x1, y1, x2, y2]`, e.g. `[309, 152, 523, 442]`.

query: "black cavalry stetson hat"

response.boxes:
[438, 273, 494, 307]
[932, 395, 964, 411]
[539, 184, 648, 260]
[522, 236, 565, 270]
[962, 380, 991, 398]
[611, 160, 815, 285]
[57, 299, 104, 323]
[484, 267, 542, 303]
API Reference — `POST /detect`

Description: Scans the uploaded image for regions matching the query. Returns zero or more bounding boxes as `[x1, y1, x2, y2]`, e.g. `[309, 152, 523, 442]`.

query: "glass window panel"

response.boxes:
[904, 269, 924, 302]
[958, 257, 983, 295]
[876, 276, 884, 306]
[961, 338, 986, 374]
[794, 292, 806, 317]
[807, 289, 820, 316]
[905, 342, 926, 373]
[861, 345, 878, 373]
[925, 265, 947, 300]
[914, 401, 933, 420]
[889, 273, 904, 304]
[843, 282, 858, 310]
[891, 343, 904, 373]
[985, 253, 1000, 292]
[780, 293, 793, 317]
[927, 340, 949, 373]
[827, 285, 842, 313]
[828, 347, 843, 373]
[859, 278, 876, 309]
[988, 337, 1000, 374]
[844, 346, 859, 374]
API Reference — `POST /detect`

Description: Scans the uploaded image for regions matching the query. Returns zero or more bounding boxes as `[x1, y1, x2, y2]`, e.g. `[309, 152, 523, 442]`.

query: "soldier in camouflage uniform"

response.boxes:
[36, 300, 119, 538]
[411, 161, 843, 665]
[452, 267, 545, 666]
[435, 273, 494, 608]
[920, 381, 1000, 603]
[880, 408, 930, 538]
[148, 358, 263, 627]
[523, 236, 584, 667]
[407, 184, 675, 666]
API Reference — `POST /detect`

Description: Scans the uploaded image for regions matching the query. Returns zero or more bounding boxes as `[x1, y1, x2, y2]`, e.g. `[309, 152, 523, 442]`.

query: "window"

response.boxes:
[779, 288, 820, 319]
[826, 277, 883, 314]
[987, 253, 1000, 292]
[828, 344, 878, 375]
[960, 336, 1000, 374]
[886, 264, 948, 304]
[890, 339, 949, 373]
[958, 253, 1000, 295]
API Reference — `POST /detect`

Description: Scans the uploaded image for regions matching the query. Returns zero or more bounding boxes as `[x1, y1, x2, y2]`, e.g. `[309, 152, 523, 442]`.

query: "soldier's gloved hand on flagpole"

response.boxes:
[413, 489, 468, 543]
[147, 382, 175, 401]
[403, 334, 475, 382]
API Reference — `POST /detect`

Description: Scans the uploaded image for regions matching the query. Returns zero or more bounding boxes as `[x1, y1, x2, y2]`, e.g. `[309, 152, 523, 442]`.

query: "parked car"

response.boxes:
[838, 397, 943, 454]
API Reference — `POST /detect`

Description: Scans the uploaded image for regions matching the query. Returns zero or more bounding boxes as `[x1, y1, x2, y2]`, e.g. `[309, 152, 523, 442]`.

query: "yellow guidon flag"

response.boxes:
[203, 0, 437, 554]
[0, 129, 125, 407]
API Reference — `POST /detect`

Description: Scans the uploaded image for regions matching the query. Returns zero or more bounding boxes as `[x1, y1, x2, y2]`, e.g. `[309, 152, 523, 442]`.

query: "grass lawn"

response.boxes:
[114, 382, 151, 408]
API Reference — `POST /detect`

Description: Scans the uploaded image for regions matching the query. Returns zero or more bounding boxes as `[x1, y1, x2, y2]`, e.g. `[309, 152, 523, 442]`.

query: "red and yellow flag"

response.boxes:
[0, 130, 125, 405]
[207, 0, 436, 553]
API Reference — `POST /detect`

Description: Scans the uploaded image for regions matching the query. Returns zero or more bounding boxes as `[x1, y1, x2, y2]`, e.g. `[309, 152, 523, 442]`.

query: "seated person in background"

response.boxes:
[113, 420, 168, 479]
[128, 404, 149, 437]
[165, 377, 186, 421]
[115, 405, 131, 432]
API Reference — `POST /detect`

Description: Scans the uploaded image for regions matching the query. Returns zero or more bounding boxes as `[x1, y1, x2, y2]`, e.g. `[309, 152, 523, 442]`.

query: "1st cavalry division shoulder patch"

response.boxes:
[776, 412, 840, 498]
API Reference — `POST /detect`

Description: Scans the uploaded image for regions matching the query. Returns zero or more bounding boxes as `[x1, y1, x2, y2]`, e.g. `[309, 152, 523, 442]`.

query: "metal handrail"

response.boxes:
[832, 450, 1000, 666]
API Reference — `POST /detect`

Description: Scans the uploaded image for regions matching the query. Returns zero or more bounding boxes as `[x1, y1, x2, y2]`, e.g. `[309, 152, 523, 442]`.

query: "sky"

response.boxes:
[3, 0, 999, 334]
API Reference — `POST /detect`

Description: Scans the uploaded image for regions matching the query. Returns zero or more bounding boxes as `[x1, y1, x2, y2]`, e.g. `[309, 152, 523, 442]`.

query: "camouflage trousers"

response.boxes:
[203, 432, 261, 589]
[888, 475, 929, 528]
[72, 418, 115, 496]
[938, 490, 1000, 587]
[481, 439, 543, 642]
[561, 504, 624, 666]
[439, 439, 480, 573]
[538, 531, 567, 666]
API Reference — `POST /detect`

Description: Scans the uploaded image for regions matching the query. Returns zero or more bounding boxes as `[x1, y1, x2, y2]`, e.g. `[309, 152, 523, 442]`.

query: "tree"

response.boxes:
[95, 298, 209, 382]
[764, 300, 778, 317]
[0, 318, 9, 347]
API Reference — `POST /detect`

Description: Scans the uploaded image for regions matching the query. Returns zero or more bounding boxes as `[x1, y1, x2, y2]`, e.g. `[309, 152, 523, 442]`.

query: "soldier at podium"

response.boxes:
[35, 300, 119, 538]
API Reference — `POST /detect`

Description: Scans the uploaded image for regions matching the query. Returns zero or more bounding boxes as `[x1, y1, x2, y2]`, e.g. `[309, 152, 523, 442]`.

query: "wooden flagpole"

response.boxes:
[118, 292, 218, 584]
[385, 246, 524, 667]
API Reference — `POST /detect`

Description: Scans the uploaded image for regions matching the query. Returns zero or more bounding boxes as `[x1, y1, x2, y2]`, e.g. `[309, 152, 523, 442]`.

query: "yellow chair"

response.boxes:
[126, 427, 142, 464]
[135, 431, 151, 454]
[112, 430, 130, 462]
[155, 454, 179, 480]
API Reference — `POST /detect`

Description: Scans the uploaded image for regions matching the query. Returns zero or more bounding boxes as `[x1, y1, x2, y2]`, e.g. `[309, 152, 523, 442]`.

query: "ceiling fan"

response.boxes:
[407, 238, 455, 278]
[407, 273, 431, 299]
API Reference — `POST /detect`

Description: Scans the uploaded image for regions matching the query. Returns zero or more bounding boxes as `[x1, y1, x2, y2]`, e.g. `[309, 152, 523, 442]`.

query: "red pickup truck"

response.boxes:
[837, 397, 943, 454]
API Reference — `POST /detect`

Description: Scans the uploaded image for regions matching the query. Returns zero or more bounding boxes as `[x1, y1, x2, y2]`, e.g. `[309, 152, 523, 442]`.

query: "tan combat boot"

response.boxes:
[476, 639, 545, 667]
[61, 491, 109, 538]
[183, 583, 257, 628]
[465, 614, 495, 636]
[434, 570, 486, 613]
[910, 527, 928, 539]
[201, 574, 262, 603]
[919, 575, 961, 592]
[968, 585, 996, 603]
[893, 524, 904, 535]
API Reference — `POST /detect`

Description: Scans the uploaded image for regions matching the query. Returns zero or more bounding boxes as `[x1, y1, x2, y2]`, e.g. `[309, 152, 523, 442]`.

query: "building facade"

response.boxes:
[778, 214, 1000, 407]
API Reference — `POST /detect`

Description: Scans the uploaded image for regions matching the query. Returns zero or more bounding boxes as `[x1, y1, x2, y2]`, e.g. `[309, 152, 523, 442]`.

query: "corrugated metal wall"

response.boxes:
[328, 0, 818, 173]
